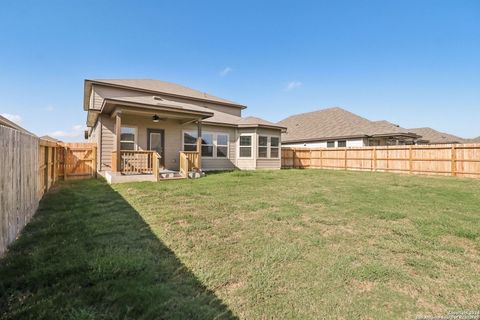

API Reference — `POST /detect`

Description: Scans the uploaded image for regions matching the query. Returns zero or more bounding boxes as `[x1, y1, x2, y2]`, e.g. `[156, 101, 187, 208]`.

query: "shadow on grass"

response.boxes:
[0, 179, 237, 320]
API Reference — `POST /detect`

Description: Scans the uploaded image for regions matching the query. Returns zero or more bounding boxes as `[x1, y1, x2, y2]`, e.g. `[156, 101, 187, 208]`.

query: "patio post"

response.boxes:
[196, 120, 202, 170]
[115, 112, 122, 172]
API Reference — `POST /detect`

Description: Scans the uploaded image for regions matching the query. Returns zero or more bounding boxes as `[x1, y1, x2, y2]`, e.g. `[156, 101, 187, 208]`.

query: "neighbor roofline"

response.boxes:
[83, 79, 247, 110]
[282, 132, 420, 143]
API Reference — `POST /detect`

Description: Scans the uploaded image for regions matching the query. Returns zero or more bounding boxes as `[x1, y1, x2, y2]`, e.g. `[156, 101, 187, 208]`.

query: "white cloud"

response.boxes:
[219, 67, 232, 77]
[285, 81, 302, 91]
[50, 124, 86, 138]
[1, 113, 22, 124]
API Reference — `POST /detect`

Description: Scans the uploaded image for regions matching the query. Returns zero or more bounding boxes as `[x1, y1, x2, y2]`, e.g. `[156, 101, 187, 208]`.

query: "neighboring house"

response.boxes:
[84, 79, 285, 182]
[40, 135, 61, 142]
[0, 115, 33, 135]
[278, 107, 419, 148]
[408, 127, 466, 144]
[468, 136, 480, 143]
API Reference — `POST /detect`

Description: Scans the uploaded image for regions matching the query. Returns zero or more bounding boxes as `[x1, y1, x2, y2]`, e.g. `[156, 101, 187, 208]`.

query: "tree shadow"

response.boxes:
[0, 179, 237, 320]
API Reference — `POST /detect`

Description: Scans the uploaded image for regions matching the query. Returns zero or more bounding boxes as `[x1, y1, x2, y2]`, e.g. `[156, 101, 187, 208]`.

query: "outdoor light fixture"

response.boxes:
[152, 115, 160, 122]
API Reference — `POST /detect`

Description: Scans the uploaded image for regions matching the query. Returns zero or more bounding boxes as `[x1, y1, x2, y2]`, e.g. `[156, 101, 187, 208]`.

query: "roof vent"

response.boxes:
[154, 96, 163, 101]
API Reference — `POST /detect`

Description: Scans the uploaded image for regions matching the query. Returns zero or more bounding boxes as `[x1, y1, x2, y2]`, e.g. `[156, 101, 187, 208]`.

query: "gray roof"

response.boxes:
[278, 107, 418, 142]
[408, 127, 466, 144]
[105, 95, 215, 116]
[468, 136, 480, 143]
[101, 94, 283, 130]
[0, 115, 34, 135]
[40, 135, 61, 142]
[88, 79, 246, 108]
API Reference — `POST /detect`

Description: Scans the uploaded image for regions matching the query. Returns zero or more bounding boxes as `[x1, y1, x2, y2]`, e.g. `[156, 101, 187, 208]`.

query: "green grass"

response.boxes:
[1, 170, 480, 319]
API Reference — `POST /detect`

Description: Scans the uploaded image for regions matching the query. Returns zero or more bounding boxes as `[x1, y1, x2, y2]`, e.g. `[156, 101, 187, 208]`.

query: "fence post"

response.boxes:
[309, 149, 312, 168]
[292, 149, 296, 169]
[64, 146, 68, 181]
[409, 146, 413, 174]
[451, 145, 456, 177]
[373, 147, 377, 172]
[344, 148, 348, 170]
[93, 145, 97, 178]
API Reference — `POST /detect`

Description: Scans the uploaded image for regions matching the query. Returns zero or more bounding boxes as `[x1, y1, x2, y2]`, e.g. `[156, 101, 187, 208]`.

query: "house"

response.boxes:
[470, 136, 480, 143]
[408, 127, 466, 145]
[0, 115, 33, 135]
[278, 107, 419, 148]
[84, 79, 285, 182]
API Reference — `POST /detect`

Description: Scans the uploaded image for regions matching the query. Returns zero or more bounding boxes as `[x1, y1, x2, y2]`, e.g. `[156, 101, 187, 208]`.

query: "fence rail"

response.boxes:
[1, 123, 97, 256]
[281, 144, 480, 178]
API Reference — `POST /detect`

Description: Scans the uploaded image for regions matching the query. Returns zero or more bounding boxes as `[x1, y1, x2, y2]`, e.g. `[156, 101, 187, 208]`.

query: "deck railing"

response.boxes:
[179, 151, 200, 176]
[112, 151, 160, 177]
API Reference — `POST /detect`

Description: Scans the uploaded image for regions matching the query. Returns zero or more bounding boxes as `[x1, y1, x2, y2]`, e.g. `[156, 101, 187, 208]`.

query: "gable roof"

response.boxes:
[408, 127, 466, 144]
[278, 107, 418, 142]
[85, 79, 246, 110]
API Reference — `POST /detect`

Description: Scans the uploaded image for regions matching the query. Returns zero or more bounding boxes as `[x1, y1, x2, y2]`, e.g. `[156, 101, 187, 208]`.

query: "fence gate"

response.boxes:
[63, 143, 97, 180]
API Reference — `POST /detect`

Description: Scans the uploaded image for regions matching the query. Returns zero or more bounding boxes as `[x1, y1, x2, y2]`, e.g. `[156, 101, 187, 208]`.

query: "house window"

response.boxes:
[239, 135, 252, 158]
[120, 126, 137, 150]
[258, 136, 268, 158]
[216, 134, 229, 158]
[327, 141, 335, 148]
[270, 137, 280, 158]
[183, 132, 197, 151]
[338, 140, 346, 148]
[183, 131, 229, 158]
[201, 133, 214, 157]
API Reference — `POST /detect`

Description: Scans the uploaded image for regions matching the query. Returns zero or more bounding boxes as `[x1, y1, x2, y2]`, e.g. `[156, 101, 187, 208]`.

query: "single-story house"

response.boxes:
[470, 136, 480, 143]
[408, 127, 466, 144]
[84, 79, 285, 182]
[278, 107, 420, 148]
[0, 115, 33, 135]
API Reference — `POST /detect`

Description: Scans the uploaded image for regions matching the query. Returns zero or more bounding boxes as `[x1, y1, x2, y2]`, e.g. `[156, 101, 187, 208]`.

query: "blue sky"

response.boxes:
[0, 0, 479, 140]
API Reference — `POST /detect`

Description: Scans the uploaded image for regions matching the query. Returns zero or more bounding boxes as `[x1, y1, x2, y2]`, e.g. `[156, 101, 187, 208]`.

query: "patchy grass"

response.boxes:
[1, 170, 480, 319]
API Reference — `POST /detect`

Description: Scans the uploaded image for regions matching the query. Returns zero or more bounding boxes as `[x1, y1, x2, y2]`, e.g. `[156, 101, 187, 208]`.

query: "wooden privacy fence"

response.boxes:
[282, 144, 480, 178]
[1, 123, 97, 256]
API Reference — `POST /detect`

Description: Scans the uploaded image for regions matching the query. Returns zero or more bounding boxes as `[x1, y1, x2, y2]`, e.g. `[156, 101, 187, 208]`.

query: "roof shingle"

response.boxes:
[278, 107, 417, 142]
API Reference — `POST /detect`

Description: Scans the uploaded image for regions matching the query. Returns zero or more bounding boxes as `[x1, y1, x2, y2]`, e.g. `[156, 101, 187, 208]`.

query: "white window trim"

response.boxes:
[257, 135, 281, 159]
[269, 136, 281, 159]
[215, 133, 230, 159]
[120, 126, 138, 151]
[238, 133, 254, 159]
[182, 130, 229, 159]
[257, 135, 269, 159]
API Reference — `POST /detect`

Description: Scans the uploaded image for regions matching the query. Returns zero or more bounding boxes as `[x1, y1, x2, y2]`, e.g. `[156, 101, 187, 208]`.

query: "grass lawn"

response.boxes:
[1, 170, 479, 319]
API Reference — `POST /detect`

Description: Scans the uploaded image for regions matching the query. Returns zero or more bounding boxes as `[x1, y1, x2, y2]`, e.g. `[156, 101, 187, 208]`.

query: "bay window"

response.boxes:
[258, 136, 268, 158]
[270, 137, 280, 158]
[239, 135, 252, 158]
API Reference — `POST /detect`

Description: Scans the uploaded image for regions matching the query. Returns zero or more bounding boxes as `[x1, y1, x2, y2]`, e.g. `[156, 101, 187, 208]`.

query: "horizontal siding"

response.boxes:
[100, 115, 115, 171]
[256, 159, 281, 169]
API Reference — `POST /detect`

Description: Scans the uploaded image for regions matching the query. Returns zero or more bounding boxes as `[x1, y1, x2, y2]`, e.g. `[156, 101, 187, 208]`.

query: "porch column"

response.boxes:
[196, 120, 202, 169]
[115, 112, 122, 172]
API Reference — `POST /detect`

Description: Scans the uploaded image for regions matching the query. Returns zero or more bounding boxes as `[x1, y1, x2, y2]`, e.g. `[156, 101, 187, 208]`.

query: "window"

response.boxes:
[327, 141, 335, 148]
[270, 137, 280, 158]
[216, 134, 229, 158]
[201, 133, 214, 157]
[183, 132, 197, 151]
[239, 135, 252, 158]
[120, 126, 136, 150]
[338, 140, 346, 148]
[183, 131, 229, 158]
[258, 136, 268, 158]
